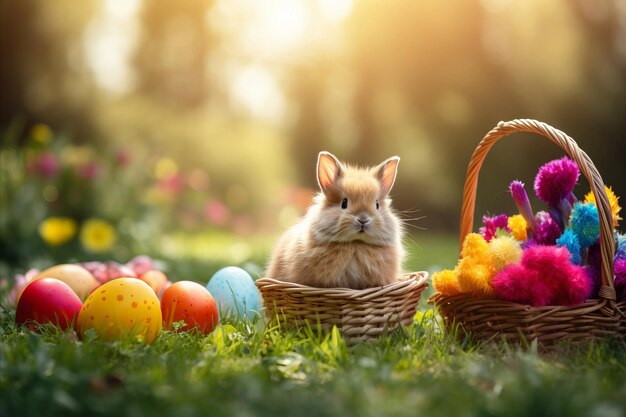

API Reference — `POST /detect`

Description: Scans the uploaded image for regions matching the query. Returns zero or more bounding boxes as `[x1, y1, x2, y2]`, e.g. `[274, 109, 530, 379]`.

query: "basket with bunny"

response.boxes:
[429, 119, 624, 347]
[256, 152, 428, 342]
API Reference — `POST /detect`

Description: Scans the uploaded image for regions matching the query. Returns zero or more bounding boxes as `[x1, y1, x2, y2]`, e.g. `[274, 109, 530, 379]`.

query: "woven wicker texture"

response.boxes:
[430, 119, 621, 345]
[618, 300, 626, 339]
[257, 271, 428, 342]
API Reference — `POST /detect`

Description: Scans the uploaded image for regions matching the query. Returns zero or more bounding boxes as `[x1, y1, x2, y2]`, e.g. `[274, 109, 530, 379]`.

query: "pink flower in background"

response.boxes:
[31, 151, 60, 178]
[77, 161, 100, 180]
[287, 187, 314, 210]
[204, 200, 229, 226]
[4, 269, 39, 307]
[159, 174, 185, 195]
[232, 215, 253, 235]
[80, 261, 137, 284]
[116, 149, 131, 167]
[126, 255, 155, 276]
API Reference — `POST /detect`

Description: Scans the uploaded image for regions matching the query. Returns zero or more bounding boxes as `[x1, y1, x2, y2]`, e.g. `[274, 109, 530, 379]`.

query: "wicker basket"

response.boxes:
[256, 272, 428, 342]
[429, 119, 622, 346]
[618, 300, 626, 340]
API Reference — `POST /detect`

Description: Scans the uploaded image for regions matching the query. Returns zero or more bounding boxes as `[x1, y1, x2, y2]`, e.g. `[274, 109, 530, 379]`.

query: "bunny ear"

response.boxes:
[375, 156, 400, 196]
[317, 151, 342, 194]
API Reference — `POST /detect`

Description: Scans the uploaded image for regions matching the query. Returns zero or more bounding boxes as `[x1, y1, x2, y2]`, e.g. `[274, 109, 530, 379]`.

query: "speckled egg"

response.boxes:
[206, 266, 261, 319]
[77, 277, 162, 344]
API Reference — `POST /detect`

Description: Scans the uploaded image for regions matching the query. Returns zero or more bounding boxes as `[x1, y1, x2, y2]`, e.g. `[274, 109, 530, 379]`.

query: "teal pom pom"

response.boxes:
[616, 233, 626, 261]
[557, 229, 582, 265]
[569, 202, 600, 248]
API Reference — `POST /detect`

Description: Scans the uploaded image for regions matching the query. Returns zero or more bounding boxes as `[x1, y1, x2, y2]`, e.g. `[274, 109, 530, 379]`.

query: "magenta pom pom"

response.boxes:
[480, 214, 510, 242]
[585, 243, 602, 297]
[493, 245, 592, 307]
[533, 211, 562, 245]
[614, 258, 626, 299]
[534, 157, 580, 207]
[493, 264, 552, 307]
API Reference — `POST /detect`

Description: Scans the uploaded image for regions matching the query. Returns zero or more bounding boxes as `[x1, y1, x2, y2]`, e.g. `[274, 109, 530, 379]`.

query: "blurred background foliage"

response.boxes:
[1, 0, 626, 274]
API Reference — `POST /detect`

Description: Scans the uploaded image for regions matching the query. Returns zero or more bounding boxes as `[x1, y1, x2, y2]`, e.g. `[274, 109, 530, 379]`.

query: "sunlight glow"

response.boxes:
[319, 0, 353, 22]
[231, 66, 285, 122]
[84, 0, 140, 93]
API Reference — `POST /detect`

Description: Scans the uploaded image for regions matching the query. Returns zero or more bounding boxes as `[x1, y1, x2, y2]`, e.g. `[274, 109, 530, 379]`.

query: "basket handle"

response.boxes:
[459, 119, 616, 302]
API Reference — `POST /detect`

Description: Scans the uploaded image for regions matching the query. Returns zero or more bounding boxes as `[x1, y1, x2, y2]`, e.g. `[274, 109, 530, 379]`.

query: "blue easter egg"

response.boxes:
[206, 266, 261, 319]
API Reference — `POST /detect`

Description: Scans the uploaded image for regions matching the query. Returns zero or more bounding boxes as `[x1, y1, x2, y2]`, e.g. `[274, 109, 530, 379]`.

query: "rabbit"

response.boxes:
[266, 151, 404, 289]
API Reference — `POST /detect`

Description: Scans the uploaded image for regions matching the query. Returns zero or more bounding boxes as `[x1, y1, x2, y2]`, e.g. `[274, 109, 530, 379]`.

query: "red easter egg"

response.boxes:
[16, 278, 83, 330]
[161, 281, 218, 334]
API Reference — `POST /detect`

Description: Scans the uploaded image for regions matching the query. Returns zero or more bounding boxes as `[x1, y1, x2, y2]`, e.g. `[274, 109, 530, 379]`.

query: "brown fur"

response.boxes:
[266, 152, 404, 289]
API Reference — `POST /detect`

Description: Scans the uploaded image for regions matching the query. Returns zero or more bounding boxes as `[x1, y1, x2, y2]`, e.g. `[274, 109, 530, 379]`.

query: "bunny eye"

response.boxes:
[376, 201, 380, 210]
[341, 198, 348, 209]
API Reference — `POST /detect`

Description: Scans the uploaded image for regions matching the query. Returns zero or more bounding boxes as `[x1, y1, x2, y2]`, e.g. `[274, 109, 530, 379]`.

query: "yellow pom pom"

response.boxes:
[585, 186, 621, 227]
[507, 215, 528, 241]
[432, 269, 462, 297]
[487, 236, 522, 274]
[461, 233, 489, 260]
[457, 260, 494, 297]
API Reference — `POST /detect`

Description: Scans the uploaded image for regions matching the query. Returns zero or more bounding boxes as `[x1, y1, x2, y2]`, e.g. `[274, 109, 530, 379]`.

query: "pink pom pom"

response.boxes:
[493, 245, 592, 306]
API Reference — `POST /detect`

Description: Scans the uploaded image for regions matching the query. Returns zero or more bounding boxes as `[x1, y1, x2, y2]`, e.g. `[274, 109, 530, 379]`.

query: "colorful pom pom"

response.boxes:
[585, 243, 602, 298]
[493, 245, 592, 307]
[534, 157, 580, 207]
[487, 235, 522, 274]
[492, 264, 549, 306]
[534, 211, 562, 245]
[614, 258, 626, 300]
[461, 233, 489, 260]
[507, 215, 528, 241]
[432, 269, 461, 297]
[614, 233, 626, 261]
[556, 229, 582, 265]
[584, 186, 621, 227]
[569, 202, 600, 248]
[457, 261, 494, 297]
[479, 214, 510, 242]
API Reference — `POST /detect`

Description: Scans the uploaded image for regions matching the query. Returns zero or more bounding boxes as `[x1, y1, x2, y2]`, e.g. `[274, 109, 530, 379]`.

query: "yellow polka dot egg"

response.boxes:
[77, 278, 162, 344]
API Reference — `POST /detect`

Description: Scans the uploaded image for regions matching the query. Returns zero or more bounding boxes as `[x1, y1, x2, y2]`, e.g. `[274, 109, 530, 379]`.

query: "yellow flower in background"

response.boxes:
[39, 217, 77, 246]
[584, 186, 622, 227]
[507, 214, 528, 241]
[80, 219, 117, 253]
[31, 123, 52, 145]
[154, 158, 178, 179]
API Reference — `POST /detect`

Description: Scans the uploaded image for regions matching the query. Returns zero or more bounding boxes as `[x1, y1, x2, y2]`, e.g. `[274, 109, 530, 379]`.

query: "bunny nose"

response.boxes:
[357, 217, 369, 225]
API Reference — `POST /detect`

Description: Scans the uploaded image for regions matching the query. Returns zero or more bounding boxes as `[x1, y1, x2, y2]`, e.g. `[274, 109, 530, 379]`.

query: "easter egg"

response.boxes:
[206, 266, 261, 319]
[138, 270, 168, 295]
[161, 281, 218, 334]
[29, 264, 99, 301]
[16, 278, 83, 330]
[77, 278, 162, 344]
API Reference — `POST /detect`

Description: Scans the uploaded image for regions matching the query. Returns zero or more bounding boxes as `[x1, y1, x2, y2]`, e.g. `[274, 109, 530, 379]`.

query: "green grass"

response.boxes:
[2, 308, 626, 417]
[2, 234, 626, 417]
